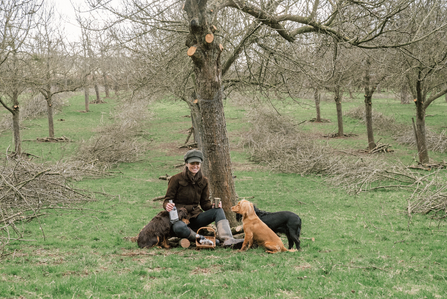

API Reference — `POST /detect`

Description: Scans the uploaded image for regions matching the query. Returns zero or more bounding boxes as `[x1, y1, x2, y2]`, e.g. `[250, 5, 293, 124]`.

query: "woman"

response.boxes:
[163, 149, 242, 247]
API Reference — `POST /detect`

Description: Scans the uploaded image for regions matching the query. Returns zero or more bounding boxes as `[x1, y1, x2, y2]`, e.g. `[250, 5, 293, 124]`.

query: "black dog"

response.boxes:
[236, 206, 301, 250]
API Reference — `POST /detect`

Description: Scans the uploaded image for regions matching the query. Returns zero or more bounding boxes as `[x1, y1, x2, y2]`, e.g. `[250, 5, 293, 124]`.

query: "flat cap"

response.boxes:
[184, 149, 204, 163]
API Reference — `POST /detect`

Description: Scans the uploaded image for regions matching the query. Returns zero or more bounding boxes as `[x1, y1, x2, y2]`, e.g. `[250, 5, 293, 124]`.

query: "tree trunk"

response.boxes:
[184, 0, 238, 226]
[94, 84, 100, 102]
[187, 94, 207, 175]
[84, 87, 89, 112]
[46, 93, 55, 138]
[364, 94, 375, 150]
[400, 83, 410, 104]
[314, 88, 321, 122]
[11, 91, 21, 155]
[363, 58, 376, 150]
[414, 80, 429, 163]
[334, 86, 344, 137]
[103, 72, 110, 98]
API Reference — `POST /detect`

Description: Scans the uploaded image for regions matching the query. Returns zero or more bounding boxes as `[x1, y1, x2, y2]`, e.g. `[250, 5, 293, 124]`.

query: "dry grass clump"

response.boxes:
[75, 99, 151, 165]
[345, 105, 405, 134]
[0, 157, 95, 258]
[395, 129, 447, 153]
[241, 107, 343, 175]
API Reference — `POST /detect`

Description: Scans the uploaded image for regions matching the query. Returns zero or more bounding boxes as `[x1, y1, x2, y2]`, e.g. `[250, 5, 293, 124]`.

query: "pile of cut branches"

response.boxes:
[75, 98, 152, 165]
[325, 157, 423, 194]
[395, 129, 447, 153]
[241, 107, 344, 175]
[0, 157, 95, 259]
[345, 105, 405, 134]
[407, 171, 447, 219]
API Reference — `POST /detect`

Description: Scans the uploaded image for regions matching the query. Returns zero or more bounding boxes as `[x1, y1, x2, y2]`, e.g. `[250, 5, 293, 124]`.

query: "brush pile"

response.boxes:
[407, 171, 447, 220]
[325, 157, 421, 194]
[75, 97, 151, 165]
[345, 105, 405, 134]
[241, 107, 344, 175]
[0, 157, 96, 259]
[395, 129, 447, 153]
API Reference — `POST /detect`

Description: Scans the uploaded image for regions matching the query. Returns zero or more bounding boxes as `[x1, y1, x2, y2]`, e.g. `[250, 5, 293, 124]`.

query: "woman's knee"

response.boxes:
[215, 208, 226, 222]
[172, 221, 191, 238]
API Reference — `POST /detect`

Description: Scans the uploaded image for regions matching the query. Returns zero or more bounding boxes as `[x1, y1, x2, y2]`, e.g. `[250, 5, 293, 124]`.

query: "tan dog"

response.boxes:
[231, 199, 294, 253]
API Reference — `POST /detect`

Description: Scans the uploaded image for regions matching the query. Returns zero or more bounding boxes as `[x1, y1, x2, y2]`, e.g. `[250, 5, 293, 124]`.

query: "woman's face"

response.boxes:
[186, 161, 201, 175]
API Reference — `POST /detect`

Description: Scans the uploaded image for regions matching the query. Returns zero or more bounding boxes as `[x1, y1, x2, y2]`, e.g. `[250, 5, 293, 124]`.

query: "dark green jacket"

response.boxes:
[163, 168, 212, 220]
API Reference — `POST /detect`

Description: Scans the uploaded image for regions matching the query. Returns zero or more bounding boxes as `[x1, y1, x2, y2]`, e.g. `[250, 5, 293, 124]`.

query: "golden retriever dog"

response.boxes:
[231, 199, 294, 253]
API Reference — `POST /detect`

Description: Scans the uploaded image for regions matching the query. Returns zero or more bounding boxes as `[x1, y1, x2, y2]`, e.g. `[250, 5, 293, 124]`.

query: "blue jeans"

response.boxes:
[172, 208, 226, 238]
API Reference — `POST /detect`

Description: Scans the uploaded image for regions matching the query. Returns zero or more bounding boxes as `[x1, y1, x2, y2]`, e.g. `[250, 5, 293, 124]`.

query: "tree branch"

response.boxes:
[0, 97, 14, 114]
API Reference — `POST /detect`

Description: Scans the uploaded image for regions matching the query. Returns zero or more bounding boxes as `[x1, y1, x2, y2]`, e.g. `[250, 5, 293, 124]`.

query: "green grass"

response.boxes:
[1, 92, 446, 298]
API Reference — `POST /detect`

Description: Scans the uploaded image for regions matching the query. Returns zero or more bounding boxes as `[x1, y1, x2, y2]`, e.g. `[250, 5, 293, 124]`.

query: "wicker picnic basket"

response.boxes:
[195, 226, 216, 249]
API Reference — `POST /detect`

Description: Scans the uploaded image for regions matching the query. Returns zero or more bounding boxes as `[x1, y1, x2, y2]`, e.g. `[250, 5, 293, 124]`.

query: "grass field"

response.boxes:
[1, 91, 446, 298]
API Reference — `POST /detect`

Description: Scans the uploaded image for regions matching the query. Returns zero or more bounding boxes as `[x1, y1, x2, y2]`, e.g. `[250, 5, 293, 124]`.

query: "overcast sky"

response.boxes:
[51, 0, 81, 41]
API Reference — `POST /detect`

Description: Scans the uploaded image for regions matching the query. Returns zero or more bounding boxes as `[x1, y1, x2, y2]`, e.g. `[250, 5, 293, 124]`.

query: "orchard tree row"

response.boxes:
[1, 0, 447, 225]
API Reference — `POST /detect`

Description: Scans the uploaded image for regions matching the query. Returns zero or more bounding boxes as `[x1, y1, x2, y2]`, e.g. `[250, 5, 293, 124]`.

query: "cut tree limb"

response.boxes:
[187, 46, 197, 56]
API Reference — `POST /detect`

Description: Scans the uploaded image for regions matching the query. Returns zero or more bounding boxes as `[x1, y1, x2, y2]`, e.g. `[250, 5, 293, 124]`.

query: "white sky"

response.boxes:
[52, 0, 83, 42]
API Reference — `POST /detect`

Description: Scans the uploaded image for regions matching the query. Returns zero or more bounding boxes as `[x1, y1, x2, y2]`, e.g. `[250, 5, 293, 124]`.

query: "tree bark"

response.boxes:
[415, 80, 429, 164]
[364, 94, 375, 150]
[334, 86, 344, 137]
[400, 83, 410, 104]
[46, 93, 55, 138]
[94, 83, 100, 102]
[314, 88, 321, 122]
[84, 86, 89, 112]
[363, 58, 376, 150]
[103, 72, 110, 98]
[184, 0, 238, 226]
[12, 95, 21, 155]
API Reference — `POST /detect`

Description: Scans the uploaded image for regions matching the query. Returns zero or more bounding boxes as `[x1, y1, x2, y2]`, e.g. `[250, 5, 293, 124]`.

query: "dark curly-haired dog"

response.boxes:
[236, 205, 301, 250]
[137, 207, 188, 249]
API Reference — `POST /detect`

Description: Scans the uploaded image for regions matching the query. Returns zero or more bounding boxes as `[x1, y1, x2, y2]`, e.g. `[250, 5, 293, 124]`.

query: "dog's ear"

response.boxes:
[241, 200, 254, 217]
[247, 201, 254, 216]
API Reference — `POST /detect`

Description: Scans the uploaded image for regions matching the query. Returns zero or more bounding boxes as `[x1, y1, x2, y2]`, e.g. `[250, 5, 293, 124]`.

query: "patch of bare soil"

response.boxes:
[308, 118, 331, 123]
[36, 136, 70, 142]
[323, 133, 358, 138]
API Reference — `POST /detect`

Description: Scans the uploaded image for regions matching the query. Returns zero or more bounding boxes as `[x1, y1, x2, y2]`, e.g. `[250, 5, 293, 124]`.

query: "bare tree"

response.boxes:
[28, 5, 84, 138]
[393, 1, 447, 164]
[0, 0, 42, 155]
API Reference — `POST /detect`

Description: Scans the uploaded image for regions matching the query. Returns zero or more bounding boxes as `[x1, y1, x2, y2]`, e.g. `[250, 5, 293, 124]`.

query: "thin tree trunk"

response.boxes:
[363, 58, 376, 150]
[334, 86, 344, 137]
[187, 93, 207, 174]
[415, 80, 429, 163]
[364, 94, 375, 150]
[12, 91, 21, 155]
[84, 87, 89, 112]
[184, 0, 238, 226]
[400, 83, 410, 104]
[314, 88, 321, 122]
[103, 72, 110, 98]
[46, 93, 55, 138]
[94, 84, 100, 102]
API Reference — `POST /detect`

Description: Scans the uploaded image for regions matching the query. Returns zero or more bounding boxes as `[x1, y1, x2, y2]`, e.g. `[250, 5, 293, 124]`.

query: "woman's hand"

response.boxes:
[166, 202, 175, 212]
[218, 201, 222, 208]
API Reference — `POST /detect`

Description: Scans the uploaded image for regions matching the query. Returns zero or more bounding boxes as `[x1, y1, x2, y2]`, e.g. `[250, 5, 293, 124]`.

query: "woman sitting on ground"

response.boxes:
[163, 149, 242, 247]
